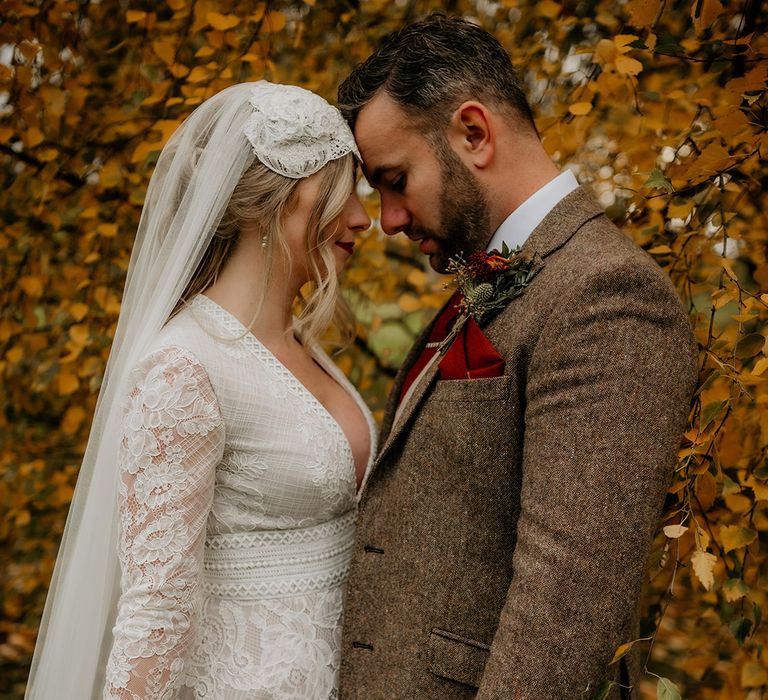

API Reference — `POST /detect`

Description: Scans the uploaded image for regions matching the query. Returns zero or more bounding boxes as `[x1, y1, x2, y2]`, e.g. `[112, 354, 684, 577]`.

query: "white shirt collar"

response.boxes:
[486, 170, 579, 253]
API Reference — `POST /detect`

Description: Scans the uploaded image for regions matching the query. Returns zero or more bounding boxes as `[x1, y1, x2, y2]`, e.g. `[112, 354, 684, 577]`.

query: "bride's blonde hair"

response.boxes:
[174, 152, 356, 348]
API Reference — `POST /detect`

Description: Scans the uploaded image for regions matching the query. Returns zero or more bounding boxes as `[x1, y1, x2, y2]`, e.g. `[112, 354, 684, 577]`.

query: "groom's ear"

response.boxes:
[448, 102, 494, 169]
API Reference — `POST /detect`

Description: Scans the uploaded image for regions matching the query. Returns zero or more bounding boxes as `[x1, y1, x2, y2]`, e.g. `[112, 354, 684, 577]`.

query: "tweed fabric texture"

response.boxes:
[339, 188, 698, 700]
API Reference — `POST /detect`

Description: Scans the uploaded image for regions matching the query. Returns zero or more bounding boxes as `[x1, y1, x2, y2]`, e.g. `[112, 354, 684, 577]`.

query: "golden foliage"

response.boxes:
[0, 0, 766, 698]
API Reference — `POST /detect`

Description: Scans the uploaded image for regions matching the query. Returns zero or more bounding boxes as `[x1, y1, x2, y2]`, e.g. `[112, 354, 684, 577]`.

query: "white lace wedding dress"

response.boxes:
[103, 294, 376, 700]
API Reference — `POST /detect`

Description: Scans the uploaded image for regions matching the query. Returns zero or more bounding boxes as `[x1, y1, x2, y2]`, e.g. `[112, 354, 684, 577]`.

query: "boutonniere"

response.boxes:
[438, 243, 541, 354]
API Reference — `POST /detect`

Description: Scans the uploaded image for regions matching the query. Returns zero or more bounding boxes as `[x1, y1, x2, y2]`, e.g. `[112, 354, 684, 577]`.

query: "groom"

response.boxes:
[338, 14, 697, 700]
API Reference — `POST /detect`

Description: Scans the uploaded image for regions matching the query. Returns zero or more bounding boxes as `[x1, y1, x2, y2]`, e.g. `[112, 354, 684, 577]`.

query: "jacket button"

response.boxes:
[352, 641, 374, 651]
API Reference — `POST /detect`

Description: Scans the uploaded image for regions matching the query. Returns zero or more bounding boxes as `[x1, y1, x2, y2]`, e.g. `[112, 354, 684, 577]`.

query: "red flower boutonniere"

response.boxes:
[438, 243, 541, 355]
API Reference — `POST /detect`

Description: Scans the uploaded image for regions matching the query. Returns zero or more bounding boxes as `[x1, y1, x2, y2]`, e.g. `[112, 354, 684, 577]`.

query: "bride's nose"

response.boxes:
[346, 194, 371, 233]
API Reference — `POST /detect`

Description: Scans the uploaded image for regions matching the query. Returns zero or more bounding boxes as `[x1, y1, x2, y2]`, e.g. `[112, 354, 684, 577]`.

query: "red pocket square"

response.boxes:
[438, 317, 505, 381]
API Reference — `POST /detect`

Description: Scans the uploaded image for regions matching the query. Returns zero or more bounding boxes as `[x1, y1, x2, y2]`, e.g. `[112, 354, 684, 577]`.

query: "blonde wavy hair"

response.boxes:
[174, 152, 356, 348]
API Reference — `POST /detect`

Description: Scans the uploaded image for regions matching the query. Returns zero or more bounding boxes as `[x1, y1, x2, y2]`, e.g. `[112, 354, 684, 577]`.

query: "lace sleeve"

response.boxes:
[104, 346, 224, 699]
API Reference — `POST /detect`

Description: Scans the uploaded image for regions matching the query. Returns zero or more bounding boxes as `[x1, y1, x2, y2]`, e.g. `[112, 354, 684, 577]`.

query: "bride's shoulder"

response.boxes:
[127, 307, 218, 391]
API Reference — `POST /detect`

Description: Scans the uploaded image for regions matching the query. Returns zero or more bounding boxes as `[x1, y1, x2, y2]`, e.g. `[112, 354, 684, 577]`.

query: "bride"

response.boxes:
[25, 82, 376, 699]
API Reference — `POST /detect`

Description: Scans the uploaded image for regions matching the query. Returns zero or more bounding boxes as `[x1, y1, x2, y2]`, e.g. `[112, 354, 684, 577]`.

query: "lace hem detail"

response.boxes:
[203, 511, 355, 600]
[202, 566, 351, 601]
[206, 510, 356, 549]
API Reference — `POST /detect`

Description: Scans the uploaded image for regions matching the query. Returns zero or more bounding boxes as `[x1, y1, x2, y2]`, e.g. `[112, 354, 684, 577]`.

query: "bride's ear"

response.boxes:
[447, 102, 494, 169]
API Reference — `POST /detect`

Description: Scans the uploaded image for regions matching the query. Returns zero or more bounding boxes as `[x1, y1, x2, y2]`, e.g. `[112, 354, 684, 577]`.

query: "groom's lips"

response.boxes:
[334, 241, 355, 255]
[418, 238, 438, 255]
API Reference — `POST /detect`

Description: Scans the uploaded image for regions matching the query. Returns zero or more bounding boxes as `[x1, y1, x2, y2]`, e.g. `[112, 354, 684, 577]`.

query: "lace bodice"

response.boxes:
[104, 295, 376, 699]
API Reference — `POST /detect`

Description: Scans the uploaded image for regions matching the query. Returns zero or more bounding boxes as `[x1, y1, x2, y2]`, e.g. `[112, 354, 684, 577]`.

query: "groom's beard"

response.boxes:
[415, 141, 491, 273]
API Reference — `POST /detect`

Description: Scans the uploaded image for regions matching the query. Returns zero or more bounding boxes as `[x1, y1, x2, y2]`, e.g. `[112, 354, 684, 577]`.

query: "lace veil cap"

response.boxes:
[25, 81, 359, 700]
[245, 82, 361, 178]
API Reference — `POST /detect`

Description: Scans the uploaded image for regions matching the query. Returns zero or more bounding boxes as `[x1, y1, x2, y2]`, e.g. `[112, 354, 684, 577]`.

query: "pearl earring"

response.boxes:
[261, 234, 268, 249]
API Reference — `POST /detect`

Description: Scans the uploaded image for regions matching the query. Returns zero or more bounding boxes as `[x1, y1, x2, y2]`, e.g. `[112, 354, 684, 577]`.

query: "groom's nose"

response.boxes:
[379, 197, 411, 236]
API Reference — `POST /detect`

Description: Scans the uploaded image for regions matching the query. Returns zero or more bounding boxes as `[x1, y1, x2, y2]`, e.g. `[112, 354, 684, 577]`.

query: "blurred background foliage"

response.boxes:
[0, 0, 766, 697]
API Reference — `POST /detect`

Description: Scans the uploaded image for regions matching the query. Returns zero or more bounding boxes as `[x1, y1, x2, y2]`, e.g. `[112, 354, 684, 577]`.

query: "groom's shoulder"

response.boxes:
[550, 203, 676, 295]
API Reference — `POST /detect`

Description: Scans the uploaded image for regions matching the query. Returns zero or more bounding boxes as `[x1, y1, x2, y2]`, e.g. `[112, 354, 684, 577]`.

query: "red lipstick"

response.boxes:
[335, 241, 355, 255]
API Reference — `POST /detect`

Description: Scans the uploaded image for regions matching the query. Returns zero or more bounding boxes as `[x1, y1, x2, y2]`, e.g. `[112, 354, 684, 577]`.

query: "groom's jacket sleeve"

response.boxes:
[474, 259, 697, 699]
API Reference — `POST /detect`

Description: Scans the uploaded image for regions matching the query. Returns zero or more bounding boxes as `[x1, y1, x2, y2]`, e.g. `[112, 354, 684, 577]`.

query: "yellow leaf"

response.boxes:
[568, 102, 593, 116]
[663, 524, 688, 538]
[19, 276, 43, 297]
[668, 200, 693, 219]
[752, 357, 768, 377]
[261, 10, 287, 32]
[648, 245, 672, 254]
[240, 53, 263, 64]
[169, 64, 190, 79]
[713, 110, 750, 137]
[614, 34, 639, 52]
[720, 524, 757, 553]
[25, 127, 44, 148]
[154, 119, 181, 144]
[725, 494, 752, 513]
[195, 46, 216, 58]
[399, 295, 422, 313]
[615, 54, 643, 76]
[720, 257, 737, 279]
[187, 66, 210, 83]
[691, 550, 716, 591]
[695, 525, 711, 551]
[695, 472, 717, 510]
[722, 577, 749, 602]
[207, 12, 240, 30]
[126, 10, 147, 22]
[610, 638, 649, 664]
[626, 0, 660, 27]
[406, 269, 427, 287]
[536, 0, 561, 18]
[37, 147, 58, 162]
[6, 345, 23, 363]
[69, 303, 89, 321]
[692, 0, 724, 32]
[69, 324, 89, 346]
[61, 406, 86, 435]
[741, 662, 768, 689]
[750, 481, 768, 501]
[97, 223, 118, 238]
[152, 39, 176, 65]
[0, 127, 13, 143]
[131, 140, 159, 164]
[57, 371, 79, 395]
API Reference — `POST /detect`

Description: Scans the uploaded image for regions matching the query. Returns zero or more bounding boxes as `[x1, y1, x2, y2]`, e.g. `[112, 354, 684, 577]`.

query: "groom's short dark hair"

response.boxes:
[338, 13, 537, 138]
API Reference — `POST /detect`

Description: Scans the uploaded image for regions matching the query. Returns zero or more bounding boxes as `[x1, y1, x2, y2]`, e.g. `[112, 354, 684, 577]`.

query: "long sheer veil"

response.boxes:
[25, 82, 262, 699]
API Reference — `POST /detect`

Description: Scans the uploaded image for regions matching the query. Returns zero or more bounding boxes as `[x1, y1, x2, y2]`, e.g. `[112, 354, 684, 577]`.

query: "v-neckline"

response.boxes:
[190, 294, 375, 496]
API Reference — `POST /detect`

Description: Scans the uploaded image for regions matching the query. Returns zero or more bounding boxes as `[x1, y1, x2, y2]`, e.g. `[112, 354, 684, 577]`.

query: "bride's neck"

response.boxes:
[202, 234, 300, 348]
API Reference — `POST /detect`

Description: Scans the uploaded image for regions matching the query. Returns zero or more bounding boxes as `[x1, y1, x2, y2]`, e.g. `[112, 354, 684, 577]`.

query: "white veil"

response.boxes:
[25, 81, 358, 699]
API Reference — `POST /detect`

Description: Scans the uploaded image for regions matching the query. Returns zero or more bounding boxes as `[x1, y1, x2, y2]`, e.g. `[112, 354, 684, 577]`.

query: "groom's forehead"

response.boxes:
[354, 92, 411, 147]
[354, 93, 426, 170]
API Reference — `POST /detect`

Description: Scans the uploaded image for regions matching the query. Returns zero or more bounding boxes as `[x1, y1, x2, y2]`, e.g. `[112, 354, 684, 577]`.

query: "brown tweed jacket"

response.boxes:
[339, 188, 699, 699]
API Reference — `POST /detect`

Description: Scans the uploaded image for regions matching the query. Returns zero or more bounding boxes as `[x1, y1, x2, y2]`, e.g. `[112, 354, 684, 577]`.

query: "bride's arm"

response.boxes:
[104, 346, 224, 700]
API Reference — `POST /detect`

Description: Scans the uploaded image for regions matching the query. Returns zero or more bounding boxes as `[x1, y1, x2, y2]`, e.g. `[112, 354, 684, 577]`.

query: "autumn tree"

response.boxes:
[1, 0, 766, 697]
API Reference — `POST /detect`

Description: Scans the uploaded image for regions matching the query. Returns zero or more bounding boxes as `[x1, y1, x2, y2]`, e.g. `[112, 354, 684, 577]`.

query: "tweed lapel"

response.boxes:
[365, 186, 604, 487]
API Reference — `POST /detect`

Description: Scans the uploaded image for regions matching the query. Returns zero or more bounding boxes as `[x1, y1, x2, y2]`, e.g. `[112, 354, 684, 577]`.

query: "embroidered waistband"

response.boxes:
[202, 511, 355, 600]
